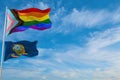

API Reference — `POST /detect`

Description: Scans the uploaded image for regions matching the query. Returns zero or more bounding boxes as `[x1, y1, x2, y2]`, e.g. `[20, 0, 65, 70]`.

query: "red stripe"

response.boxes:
[15, 8, 51, 13]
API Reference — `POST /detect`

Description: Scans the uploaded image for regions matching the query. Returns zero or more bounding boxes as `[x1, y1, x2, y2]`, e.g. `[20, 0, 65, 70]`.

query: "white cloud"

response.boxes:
[2, 68, 48, 80]
[62, 8, 109, 27]
[49, 7, 120, 34]
[20, 4, 33, 9]
[62, 8, 120, 28]
[51, 7, 65, 22]
[38, 27, 120, 79]
[112, 8, 120, 23]
[87, 27, 120, 52]
[38, 2, 49, 9]
[2, 67, 120, 80]
[20, 2, 49, 9]
[50, 7, 67, 33]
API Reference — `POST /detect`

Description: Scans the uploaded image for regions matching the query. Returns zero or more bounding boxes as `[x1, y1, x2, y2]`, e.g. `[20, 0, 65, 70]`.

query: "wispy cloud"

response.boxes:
[87, 26, 120, 52]
[62, 8, 109, 27]
[51, 7, 120, 34]
[20, 2, 49, 9]
[38, 2, 49, 9]
[2, 65, 120, 80]
[51, 7, 65, 22]
[12, 26, 120, 79]
[62, 8, 120, 27]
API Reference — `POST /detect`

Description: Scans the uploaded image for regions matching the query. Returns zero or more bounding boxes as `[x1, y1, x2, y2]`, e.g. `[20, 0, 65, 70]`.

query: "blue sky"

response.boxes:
[0, 0, 120, 80]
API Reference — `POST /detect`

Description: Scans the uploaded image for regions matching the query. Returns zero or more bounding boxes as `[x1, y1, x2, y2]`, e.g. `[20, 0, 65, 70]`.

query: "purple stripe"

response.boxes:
[12, 23, 51, 33]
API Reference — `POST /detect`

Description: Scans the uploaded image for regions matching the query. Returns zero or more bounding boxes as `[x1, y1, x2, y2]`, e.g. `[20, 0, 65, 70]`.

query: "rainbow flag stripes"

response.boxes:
[6, 8, 52, 35]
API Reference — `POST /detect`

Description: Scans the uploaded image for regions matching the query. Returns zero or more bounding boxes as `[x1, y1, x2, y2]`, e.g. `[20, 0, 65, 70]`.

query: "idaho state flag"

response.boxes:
[4, 41, 38, 61]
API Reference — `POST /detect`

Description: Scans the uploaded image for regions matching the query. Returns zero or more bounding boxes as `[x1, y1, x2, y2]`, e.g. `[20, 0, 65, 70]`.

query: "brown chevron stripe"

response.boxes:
[8, 9, 24, 34]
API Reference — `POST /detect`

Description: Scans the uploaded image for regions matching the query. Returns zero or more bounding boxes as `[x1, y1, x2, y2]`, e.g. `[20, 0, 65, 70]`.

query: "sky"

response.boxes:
[0, 0, 120, 80]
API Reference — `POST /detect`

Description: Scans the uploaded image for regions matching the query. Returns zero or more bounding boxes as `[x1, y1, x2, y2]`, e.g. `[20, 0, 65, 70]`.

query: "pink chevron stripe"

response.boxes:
[6, 13, 15, 32]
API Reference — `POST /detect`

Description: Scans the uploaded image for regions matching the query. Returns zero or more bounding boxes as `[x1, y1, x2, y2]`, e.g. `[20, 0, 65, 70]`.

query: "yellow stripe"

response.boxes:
[19, 15, 49, 22]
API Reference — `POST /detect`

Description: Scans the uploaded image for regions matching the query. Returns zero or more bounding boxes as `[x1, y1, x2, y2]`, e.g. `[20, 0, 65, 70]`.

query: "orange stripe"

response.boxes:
[18, 12, 48, 17]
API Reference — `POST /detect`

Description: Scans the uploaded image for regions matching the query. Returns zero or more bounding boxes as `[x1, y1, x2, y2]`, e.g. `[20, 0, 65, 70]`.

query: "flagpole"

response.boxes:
[0, 6, 7, 80]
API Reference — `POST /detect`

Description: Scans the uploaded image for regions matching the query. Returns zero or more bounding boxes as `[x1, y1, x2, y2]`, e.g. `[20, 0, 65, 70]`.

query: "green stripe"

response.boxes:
[23, 19, 51, 26]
